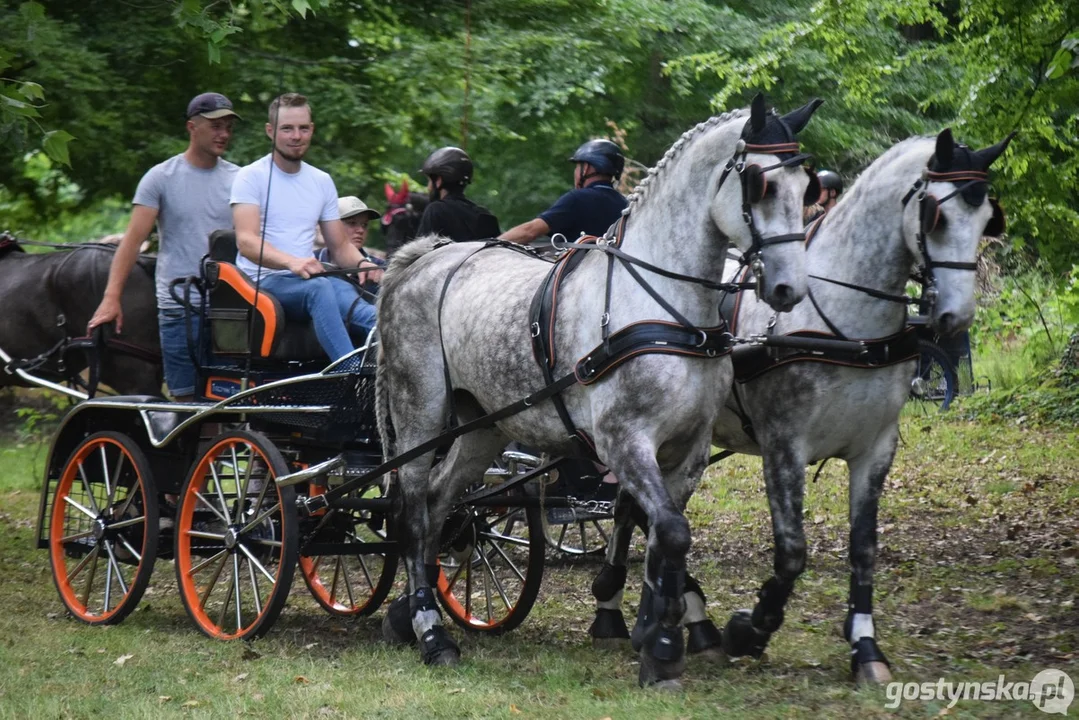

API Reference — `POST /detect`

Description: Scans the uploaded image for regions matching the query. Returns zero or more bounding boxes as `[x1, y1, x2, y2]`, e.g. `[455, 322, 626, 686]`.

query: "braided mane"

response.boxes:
[626, 108, 747, 210]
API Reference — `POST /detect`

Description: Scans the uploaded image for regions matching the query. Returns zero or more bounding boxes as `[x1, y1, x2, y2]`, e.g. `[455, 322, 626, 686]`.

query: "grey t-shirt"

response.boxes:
[133, 154, 239, 310]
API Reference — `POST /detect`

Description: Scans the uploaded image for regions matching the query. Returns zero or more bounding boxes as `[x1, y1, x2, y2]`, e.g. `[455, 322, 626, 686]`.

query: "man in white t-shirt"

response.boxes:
[231, 93, 378, 360]
[88, 91, 241, 399]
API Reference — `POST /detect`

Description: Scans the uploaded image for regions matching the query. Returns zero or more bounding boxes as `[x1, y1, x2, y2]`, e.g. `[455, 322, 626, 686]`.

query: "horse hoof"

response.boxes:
[426, 648, 461, 667]
[721, 610, 770, 659]
[381, 595, 416, 646]
[686, 619, 725, 662]
[592, 636, 632, 652]
[420, 626, 461, 667]
[855, 661, 893, 685]
[638, 652, 686, 689]
[590, 608, 630, 649]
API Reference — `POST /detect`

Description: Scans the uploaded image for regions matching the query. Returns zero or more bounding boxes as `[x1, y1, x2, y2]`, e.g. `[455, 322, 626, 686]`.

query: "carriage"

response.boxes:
[28, 230, 609, 641]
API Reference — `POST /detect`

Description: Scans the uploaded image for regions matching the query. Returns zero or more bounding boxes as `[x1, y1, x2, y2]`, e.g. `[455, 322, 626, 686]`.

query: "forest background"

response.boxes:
[1, 0, 1078, 411]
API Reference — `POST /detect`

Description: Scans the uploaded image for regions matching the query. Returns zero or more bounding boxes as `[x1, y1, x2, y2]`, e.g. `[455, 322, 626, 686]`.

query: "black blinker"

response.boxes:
[745, 164, 767, 204]
[985, 198, 1006, 237]
[920, 194, 941, 235]
[803, 167, 821, 206]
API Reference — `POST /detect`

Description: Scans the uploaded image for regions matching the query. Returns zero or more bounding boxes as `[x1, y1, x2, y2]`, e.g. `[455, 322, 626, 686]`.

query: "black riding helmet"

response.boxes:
[421, 146, 474, 186]
[569, 139, 625, 179]
[817, 169, 843, 195]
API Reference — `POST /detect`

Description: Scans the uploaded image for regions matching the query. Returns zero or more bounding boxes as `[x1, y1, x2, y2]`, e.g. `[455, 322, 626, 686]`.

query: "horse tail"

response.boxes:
[374, 337, 394, 461]
[378, 234, 442, 299]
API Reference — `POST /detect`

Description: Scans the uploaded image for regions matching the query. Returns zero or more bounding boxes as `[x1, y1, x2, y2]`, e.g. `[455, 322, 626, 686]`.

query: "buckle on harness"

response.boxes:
[695, 330, 709, 348]
[600, 312, 610, 328]
[530, 322, 541, 338]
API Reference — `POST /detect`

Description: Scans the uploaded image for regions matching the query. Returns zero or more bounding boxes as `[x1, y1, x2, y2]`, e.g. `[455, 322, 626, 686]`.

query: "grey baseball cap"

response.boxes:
[338, 196, 380, 222]
[186, 92, 241, 120]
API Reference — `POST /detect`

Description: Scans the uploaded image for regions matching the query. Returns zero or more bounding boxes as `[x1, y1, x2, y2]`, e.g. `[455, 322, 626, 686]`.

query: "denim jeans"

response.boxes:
[159, 308, 203, 397]
[258, 273, 376, 360]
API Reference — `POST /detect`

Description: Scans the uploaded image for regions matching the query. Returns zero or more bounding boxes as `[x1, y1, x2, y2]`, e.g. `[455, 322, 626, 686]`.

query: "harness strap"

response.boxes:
[311, 369, 582, 512]
[576, 321, 732, 385]
[731, 327, 919, 383]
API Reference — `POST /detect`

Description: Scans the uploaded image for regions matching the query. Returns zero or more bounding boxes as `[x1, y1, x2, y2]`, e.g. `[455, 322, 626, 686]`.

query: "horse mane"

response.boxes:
[626, 108, 747, 210]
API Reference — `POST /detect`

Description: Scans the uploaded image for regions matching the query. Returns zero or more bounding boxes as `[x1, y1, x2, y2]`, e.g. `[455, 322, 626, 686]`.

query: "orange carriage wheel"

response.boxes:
[49, 431, 159, 625]
[299, 481, 399, 617]
[436, 485, 545, 635]
[174, 430, 297, 640]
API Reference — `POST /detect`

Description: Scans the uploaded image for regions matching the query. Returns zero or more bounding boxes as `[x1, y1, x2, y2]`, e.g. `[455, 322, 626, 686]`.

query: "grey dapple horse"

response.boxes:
[375, 95, 824, 687]
[0, 238, 162, 396]
[589, 128, 1013, 683]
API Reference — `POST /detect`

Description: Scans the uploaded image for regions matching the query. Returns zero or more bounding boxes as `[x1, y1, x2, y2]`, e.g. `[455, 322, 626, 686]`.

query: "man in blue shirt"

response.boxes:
[501, 139, 627, 244]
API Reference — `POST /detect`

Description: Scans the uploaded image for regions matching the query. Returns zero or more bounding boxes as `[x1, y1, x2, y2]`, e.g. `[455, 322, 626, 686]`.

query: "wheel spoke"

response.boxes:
[108, 515, 146, 531]
[189, 548, 228, 575]
[77, 463, 102, 515]
[198, 552, 230, 610]
[355, 552, 376, 594]
[194, 491, 231, 525]
[103, 541, 129, 596]
[479, 544, 512, 612]
[217, 556, 236, 630]
[478, 530, 531, 548]
[579, 521, 588, 551]
[60, 529, 96, 544]
[69, 543, 99, 591]
[481, 553, 493, 623]
[232, 554, 243, 632]
[233, 444, 253, 523]
[247, 537, 282, 548]
[102, 547, 113, 613]
[98, 446, 112, 506]
[445, 557, 466, 593]
[483, 535, 527, 584]
[107, 449, 126, 508]
[329, 556, 342, 604]
[209, 458, 231, 522]
[239, 503, 281, 536]
[117, 535, 143, 563]
[237, 543, 277, 585]
[557, 522, 569, 550]
[464, 555, 473, 619]
[592, 520, 610, 544]
[247, 554, 263, 616]
[186, 529, 227, 541]
[339, 557, 358, 609]
[63, 494, 98, 521]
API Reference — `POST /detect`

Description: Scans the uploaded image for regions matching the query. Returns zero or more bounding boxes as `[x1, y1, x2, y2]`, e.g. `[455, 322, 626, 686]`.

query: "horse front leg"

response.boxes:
[589, 490, 724, 662]
[844, 431, 897, 685]
[722, 441, 807, 660]
[605, 441, 698, 688]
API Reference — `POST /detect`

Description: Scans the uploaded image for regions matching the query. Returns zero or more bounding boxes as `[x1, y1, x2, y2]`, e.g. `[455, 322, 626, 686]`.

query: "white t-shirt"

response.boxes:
[229, 154, 339, 279]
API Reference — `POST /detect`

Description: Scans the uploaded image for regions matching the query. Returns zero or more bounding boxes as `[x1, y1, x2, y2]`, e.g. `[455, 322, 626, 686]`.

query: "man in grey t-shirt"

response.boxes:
[88, 92, 241, 399]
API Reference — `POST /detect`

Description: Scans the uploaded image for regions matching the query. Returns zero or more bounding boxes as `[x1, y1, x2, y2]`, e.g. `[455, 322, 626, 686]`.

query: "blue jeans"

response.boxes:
[259, 273, 376, 360]
[159, 308, 203, 397]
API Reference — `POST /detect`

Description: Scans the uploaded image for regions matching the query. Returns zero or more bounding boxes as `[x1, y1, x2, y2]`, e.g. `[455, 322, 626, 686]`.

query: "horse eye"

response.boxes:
[763, 183, 777, 199]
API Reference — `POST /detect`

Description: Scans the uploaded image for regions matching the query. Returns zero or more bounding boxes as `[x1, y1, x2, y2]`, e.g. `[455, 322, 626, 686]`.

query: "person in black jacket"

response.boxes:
[416, 146, 501, 241]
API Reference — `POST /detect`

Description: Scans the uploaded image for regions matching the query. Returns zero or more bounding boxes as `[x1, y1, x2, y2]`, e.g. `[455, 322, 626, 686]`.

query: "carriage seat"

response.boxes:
[203, 230, 326, 361]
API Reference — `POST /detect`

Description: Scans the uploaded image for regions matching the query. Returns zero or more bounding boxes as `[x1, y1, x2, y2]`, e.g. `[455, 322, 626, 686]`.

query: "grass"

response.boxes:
[0, 413, 1076, 718]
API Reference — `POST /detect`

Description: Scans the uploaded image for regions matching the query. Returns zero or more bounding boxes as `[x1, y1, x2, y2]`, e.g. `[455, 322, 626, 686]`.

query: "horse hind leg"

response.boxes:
[589, 488, 642, 649]
[844, 433, 898, 685]
[722, 442, 807, 661]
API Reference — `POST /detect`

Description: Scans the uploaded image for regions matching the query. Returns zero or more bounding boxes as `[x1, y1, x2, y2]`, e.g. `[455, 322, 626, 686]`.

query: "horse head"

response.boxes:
[381, 180, 430, 257]
[708, 93, 824, 312]
[904, 128, 1014, 336]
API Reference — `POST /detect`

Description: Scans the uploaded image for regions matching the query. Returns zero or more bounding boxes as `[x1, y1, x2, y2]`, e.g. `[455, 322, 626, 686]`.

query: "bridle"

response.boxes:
[715, 139, 817, 291]
[901, 168, 989, 313]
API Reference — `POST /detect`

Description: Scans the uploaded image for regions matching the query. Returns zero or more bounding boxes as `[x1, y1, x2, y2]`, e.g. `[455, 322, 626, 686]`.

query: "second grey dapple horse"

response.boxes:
[589, 128, 1013, 683]
[375, 95, 824, 687]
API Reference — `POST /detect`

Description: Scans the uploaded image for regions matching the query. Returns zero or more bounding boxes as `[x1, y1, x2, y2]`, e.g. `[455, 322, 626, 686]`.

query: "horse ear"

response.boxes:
[750, 92, 767, 134]
[779, 98, 824, 136]
[385, 183, 395, 202]
[934, 128, 954, 167]
[975, 131, 1017, 170]
[984, 198, 1006, 237]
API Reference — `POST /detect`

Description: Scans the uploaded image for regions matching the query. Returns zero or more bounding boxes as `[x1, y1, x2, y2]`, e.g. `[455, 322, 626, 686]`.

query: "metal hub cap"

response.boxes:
[91, 517, 107, 541]
[224, 527, 239, 550]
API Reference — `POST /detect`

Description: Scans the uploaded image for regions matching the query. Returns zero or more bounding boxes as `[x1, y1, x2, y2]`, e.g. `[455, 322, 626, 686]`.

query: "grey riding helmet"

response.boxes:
[569, 139, 625, 179]
[817, 169, 843, 195]
[421, 146, 473, 186]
